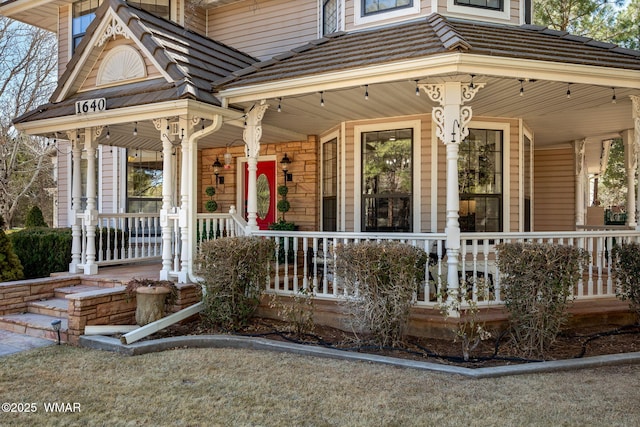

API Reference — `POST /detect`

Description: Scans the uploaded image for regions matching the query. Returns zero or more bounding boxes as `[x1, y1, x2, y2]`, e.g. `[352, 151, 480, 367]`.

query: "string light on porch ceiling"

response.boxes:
[611, 87, 617, 104]
[566, 83, 572, 99]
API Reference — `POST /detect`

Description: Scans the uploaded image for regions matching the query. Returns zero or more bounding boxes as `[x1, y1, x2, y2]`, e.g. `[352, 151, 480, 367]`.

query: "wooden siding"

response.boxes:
[184, 3, 207, 36]
[78, 38, 163, 92]
[100, 146, 115, 213]
[533, 147, 576, 231]
[206, 0, 317, 60]
[57, 141, 71, 227]
[58, 5, 70, 78]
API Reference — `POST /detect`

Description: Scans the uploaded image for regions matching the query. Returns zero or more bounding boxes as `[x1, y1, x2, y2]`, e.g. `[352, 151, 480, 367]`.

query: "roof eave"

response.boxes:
[217, 53, 640, 104]
[13, 99, 240, 136]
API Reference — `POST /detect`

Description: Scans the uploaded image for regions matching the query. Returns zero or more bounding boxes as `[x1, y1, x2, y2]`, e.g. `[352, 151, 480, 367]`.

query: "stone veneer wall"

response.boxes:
[199, 136, 319, 231]
[0, 276, 81, 316]
[65, 283, 200, 345]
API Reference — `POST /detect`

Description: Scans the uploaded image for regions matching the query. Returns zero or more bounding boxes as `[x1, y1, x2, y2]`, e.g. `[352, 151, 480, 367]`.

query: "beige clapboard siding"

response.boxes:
[57, 141, 71, 227]
[533, 148, 576, 231]
[58, 5, 70, 78]
[100, 146, 115, 213]
[344, 122, 355, 231]
[207, 0, 317, 60]
[78, 38, 162, 92]
[419, 116, 433, 232]
[184, 4, 207, 36]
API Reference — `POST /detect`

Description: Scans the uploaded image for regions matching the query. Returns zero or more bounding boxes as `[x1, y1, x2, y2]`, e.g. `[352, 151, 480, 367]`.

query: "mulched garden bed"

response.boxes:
[146, 316, 640, 369]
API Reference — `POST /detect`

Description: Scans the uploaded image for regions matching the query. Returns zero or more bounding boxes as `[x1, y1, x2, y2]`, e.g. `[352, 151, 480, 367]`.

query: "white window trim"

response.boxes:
[521, 124, 534, 231]
[320, 130, 340, 231]
[354, 120, 421, 232]
[354, 0, 421, 27]
[446, 0, 510, 22]
[318, 0, 345, 37]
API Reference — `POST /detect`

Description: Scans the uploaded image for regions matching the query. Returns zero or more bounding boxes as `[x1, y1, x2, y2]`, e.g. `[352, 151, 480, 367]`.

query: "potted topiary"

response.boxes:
[125, 278, 178, 326]
[204, 186, 218, 212]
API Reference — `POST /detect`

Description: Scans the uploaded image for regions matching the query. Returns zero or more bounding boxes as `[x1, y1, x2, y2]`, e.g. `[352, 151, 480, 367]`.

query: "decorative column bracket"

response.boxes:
[243, 100, 269, 231]
[421, 82, 484, 314]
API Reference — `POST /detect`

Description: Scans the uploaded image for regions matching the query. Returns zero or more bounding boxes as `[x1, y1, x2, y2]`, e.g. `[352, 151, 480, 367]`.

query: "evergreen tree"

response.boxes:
[24, 206, 47, 228]
[0, 215, 24, 282]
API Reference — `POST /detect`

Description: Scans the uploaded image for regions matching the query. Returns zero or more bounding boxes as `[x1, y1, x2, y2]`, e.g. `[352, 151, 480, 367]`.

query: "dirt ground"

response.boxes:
[148, 315, 640, 369]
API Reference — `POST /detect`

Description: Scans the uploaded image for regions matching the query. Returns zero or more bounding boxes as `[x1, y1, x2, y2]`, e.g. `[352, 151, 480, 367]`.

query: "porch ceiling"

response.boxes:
[232, 75, 637, 150]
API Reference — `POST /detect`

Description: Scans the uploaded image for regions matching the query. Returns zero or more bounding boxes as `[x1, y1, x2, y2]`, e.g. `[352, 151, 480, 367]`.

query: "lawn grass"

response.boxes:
[1, 345, 639, 426]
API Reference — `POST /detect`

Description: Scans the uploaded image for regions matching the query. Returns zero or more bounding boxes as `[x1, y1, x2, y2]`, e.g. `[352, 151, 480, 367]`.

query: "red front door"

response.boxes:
[244, 160, 277, 230]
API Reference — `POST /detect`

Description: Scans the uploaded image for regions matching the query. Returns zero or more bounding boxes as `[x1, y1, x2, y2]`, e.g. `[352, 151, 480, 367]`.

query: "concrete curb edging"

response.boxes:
[78, 334, 640, 378]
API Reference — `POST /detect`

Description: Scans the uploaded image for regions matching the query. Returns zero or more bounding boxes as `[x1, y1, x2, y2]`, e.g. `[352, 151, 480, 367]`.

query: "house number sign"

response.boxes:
[75, 98, 107, 115]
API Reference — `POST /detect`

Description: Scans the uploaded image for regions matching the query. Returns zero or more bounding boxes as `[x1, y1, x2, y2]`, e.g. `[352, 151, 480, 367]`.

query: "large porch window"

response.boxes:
[322, 137, 338, 231]
[126, 150, 162, 213]
[362, 128, 413, 232]
[459, 129, 503, 232]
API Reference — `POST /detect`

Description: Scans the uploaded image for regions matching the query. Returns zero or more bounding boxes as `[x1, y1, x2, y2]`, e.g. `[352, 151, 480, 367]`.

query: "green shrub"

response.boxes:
[0, 215, 24, 282]
[335, 241, 427, 347]
[9, 227, 72, 279]
[612, 242, 640, 321]
[268, 219, 296, 264]
[24, 206, 48, 228]
[195, 236, 276, 330]
[496, 242, 588, 358]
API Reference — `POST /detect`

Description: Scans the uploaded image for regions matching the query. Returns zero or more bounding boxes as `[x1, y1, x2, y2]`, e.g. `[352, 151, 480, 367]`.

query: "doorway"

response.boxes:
[244, 160, 277, 229]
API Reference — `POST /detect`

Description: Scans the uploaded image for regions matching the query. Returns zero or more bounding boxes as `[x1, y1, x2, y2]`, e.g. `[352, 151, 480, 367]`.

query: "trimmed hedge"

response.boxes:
[9, 227, 72, 279]
[0, 215, 24, 282]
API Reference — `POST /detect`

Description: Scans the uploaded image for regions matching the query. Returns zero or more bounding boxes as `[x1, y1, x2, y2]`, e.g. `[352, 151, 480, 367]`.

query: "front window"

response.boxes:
[322, 137, 338, 231]
[127, 150, 163, 213]
[362, 128, 412, 232]
[322, 0, 339, 35]
[459, 129, 503, 232]
[72, 0, 100, 52]
[454, 0, 503, 11]
[363, 0, 413, 15]
[72, 0, 171, 51]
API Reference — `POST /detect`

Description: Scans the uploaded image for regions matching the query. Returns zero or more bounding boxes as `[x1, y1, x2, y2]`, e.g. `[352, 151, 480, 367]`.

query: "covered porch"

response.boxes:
[11, 6, 640, 313]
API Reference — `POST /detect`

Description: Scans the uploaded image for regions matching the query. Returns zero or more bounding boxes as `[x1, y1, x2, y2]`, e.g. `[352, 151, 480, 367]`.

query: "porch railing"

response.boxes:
[250, 230, 640, 308]
[77, 212, 162, 269]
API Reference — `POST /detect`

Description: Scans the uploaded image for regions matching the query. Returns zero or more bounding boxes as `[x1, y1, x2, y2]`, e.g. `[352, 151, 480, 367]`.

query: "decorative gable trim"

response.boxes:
[96, 16, 132, 47]
[54, 5, 173, 103]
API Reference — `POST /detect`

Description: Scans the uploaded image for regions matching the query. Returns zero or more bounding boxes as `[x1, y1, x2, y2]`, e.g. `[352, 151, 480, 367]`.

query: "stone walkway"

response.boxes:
[0, 330, 55, 357]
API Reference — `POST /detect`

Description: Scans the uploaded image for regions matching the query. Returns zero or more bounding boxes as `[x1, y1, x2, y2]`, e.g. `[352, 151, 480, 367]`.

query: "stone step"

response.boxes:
[28, 298, 69, 318]
[54, 285, 105, 298]
[0, 313, 68, 343]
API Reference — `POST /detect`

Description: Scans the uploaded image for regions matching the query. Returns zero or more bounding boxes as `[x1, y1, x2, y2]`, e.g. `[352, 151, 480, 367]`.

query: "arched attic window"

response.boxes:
[96, 45, 147, 86]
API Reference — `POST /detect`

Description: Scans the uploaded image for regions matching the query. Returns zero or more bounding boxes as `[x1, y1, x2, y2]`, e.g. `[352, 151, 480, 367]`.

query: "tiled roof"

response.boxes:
[15, 0, 257, 124]
[215, 14, 640, 89]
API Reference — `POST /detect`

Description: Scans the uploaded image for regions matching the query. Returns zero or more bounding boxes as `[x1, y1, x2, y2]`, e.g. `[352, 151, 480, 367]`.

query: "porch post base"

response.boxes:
[159, 270, 171, 281]
[83, 263, 98, 276]
[177, 271, 189, 284]
[69, 263, 80, 274]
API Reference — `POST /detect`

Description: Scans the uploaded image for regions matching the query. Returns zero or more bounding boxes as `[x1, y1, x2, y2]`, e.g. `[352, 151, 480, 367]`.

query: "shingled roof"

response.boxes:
[214, 13, 640, 90]
[15, 0, 257, 124]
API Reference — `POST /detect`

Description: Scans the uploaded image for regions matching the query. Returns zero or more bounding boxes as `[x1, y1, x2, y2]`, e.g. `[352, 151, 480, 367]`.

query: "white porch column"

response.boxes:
[622, 127, 638, 228]
[69, 132, 83, 273]
[243, 101, 269, 231]
[177, 115, 223, 283]
[83, 128, 98, 275]
[178, 117, 196, 283]
[424, 81, 483, 309]
[574, 139, 586, 227]
[158, 118, 174, 281]
[632, 95, 640, 230]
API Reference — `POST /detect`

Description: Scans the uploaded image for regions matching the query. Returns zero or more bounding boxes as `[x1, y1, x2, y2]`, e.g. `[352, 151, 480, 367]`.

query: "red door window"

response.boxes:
[244, 160, 277, 229]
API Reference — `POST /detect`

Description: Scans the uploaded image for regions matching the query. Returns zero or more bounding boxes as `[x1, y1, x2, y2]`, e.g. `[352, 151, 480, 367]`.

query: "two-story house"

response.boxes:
[1, 0, 639, 310]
